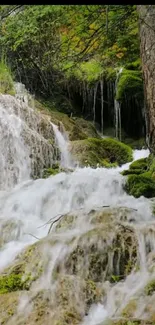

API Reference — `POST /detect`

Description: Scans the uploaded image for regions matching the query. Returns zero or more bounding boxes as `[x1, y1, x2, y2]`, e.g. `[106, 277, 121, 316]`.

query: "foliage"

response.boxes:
[0, 5, 139, 93]
[0, 273, 29, 294]
[0, 58, 15, 95]
[0, 5, 143, 138]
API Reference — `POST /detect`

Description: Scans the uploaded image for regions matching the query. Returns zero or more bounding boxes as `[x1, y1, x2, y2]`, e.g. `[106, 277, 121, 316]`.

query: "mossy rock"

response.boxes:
[116, 69, 143, 101]
[42, 164, 74, 179]
[73, 117, 100, 139]
[70, 137, 132, 167]
[121, 158, 148, 176]
[122, 155, 155, 198]
[121, 168, 145, 176]
[124, 174, 155, 198]
[42, 167, 60, 178]
[1, 240, 45, 294]
[0, 207, 145, 324]
[35, 99, 100, 141]
[60, 223, 138, 282]
[110, 320, 150, 325]
[129, 158, 148, 171]
[0, 274, 104, 324]
[0, 273, 29, 294]
[145, 279, 155, 296]
[121, 299, 137, 318]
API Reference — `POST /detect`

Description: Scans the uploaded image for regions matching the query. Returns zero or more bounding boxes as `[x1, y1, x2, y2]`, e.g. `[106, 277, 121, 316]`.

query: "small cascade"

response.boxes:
[51, 122, 75, 169]
[114, 67, 123, 141]
[0, 85, 58, 189]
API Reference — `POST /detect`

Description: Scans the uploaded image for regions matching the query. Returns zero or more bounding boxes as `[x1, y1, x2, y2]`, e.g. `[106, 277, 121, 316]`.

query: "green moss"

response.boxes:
[124, 174, 155, 198]
[102, 159, 118, 168]
[70, 137, 132, 167]
[122, 155, 155, 198]
[84, 279, 104, 309]
[72, 117, 100, 139]
[121, 299, 137, 318]
[64, 59, 104, 83]
[42, 164, 74, 179]
[0, 273, 29, 294]
[129, 158, 148, 170]
[145, 279, 155, 296]
[42, 167, 60, 178]
[122, 158, 148, 176]
[121, 168, 144, 176]
[0, 60, 15, 95]
[116, 69, 143, 101]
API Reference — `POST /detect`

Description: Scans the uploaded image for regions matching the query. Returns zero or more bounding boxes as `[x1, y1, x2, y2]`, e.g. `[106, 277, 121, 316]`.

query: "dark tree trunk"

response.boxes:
[137, 5, 155, 152]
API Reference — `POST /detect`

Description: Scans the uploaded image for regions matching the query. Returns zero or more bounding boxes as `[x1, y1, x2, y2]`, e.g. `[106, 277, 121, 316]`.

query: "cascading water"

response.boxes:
[0, 88, 154, 324]
[114, 68, 123, 141]
[51, 122, 75, 169]
[0, 85, 60, 189]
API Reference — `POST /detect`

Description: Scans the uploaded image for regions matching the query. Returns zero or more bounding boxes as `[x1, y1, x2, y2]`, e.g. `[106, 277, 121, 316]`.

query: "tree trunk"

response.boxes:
[137, 5, 155, 152]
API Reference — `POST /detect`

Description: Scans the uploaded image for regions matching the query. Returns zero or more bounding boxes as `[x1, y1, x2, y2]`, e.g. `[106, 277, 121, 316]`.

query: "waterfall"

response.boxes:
[114, 67, 123, 141]
[0, 87, 155, 324]
[0, 86, 58, 189]
[51, 122, 75, 169]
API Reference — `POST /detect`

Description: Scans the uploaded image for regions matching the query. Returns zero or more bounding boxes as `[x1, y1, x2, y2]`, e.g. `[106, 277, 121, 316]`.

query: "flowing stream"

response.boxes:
[0, 87, 154, 324]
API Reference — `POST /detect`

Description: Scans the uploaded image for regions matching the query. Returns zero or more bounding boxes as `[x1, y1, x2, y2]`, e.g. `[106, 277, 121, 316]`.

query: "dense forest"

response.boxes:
[0, 5, 144, 141]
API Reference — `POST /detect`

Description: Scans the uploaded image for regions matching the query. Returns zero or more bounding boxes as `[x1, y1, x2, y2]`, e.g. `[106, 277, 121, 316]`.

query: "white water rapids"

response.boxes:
[0, 87, 154, 324]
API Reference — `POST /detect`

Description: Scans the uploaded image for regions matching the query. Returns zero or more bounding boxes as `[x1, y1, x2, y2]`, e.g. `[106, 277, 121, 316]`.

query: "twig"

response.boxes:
[119, 207, 137, 211]
[37, 213, 63, 229]
[48, 214, 64, 234]
[24, 232, 41, 240]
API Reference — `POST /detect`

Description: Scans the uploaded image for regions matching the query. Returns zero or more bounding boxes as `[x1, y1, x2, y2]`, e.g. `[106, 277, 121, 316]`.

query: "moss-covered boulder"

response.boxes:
[70, 137, 133, 167]
[72, 117, 100, 139]
[2, 207, 155, 324]
[130, 158, 148, 170]
[124, 174, 155, 198]
[122, 155, 155, 198]
[54, 208, 138, 283]
[116, 69, 143, 102]
[0, 207, 142, 324]
[35, 99, 100, 141]
[122, 158, 148, 176]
